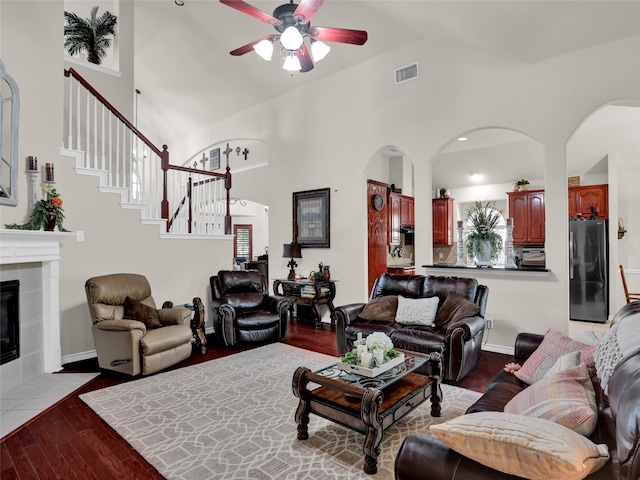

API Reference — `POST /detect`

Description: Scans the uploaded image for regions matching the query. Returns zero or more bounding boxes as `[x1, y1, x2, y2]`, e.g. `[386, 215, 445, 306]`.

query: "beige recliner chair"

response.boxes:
[85, 273, 193, 376]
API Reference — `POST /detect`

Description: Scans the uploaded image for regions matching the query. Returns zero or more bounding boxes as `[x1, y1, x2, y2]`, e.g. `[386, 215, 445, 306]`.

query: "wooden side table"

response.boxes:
[168, 297, 207, 354]
[273, 279, 337, 327]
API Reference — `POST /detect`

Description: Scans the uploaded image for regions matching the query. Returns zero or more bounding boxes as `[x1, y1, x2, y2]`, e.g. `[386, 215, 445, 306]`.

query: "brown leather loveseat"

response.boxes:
[334, 273, 488, 383]
[395, 301, 640, 480]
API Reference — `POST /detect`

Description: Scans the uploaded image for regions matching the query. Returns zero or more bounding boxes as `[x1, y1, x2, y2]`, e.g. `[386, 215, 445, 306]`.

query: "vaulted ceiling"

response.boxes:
[132, 0, 640, 152]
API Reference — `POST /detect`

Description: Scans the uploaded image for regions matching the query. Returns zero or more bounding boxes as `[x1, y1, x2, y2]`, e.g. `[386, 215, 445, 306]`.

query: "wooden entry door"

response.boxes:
[368, 180, 388, 294]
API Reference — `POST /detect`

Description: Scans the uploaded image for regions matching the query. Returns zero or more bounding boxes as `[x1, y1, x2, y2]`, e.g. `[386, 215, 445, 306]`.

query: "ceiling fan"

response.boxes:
[220, 0, 368, 73]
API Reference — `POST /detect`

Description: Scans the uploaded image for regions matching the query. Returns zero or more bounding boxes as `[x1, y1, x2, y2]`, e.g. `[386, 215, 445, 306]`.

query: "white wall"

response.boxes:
[177, 33, 640, 351]
[1, 1, 232, 362]
[2, 2, 639, 360]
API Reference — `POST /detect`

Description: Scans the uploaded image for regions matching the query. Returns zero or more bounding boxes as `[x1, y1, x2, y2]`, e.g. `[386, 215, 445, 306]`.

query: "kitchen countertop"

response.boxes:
[423, 264, 550, 276]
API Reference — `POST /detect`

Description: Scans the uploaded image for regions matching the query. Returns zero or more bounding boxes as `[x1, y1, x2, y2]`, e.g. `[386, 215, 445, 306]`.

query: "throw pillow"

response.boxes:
[434, 292, 481, 329]
[570, 330, 600, 346]
[505, 363, 598, 436]
[123, 296, 162, 329]
[430, 412, 609, 480]
[395, 296, 439, 327]
[515, 329, 589, 384]
[359, 296, 398, 322]
[594, 312, 640, 395]
[543, 350, 581, 378]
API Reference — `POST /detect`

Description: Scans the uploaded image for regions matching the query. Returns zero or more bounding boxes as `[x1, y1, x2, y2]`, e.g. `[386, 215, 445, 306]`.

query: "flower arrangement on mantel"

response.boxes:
[4, 187, 69, 232]
[340, 332, 401, 368]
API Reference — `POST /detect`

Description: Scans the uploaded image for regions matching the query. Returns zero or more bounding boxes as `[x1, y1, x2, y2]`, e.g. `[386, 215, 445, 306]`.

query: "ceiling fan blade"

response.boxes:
[310, 26, 368, 45]
[296, 45, 314, 73]
[293, 0, 325, 24]
[219, 0, 282, 26]
[230, 36, 272, 56]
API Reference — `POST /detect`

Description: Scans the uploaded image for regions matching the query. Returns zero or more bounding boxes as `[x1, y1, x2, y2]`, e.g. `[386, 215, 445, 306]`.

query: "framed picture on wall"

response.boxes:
[209, 148, 220, 170]
[293, 188, 330, 248]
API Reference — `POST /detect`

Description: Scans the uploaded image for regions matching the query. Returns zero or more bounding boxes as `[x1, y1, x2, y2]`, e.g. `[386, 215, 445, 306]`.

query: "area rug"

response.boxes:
[80, 343, 481, 480]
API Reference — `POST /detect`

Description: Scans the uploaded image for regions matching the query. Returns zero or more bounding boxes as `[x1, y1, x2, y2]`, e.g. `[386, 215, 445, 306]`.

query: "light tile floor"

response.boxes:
[0, 372, 99, 439]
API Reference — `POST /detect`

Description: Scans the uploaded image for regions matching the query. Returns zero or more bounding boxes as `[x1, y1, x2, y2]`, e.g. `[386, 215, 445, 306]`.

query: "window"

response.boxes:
[234, 224, 252, 262]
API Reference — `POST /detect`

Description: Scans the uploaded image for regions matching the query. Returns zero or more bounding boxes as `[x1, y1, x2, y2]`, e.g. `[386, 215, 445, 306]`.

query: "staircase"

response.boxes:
[62, 68, 231, 236]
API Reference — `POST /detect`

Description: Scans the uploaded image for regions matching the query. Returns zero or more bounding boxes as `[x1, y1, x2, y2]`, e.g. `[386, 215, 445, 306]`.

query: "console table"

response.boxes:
[273, 279, 337, 327]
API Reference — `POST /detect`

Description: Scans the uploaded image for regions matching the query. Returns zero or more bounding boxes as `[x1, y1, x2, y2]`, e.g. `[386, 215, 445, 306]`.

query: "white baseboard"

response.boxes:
[62, 349, 97, 366]
[481, 343, 514, 356]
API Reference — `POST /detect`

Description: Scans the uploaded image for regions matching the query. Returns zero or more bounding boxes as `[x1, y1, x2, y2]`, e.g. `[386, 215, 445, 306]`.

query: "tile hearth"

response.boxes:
[0, 372, 98, 439]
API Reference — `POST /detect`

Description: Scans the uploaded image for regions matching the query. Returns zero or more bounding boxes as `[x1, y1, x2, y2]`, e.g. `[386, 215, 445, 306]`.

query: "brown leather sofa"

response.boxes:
[209, 270, 292, 347]
[334, 273, 488, 383]
[395, 301, 640, 480]
[85, 273, 193, 376]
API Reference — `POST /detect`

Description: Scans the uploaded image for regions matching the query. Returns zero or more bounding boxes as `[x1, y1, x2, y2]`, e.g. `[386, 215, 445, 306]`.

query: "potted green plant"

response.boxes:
[464, 200, 504, 267]
[516, 179, 530, 191]
[64, 6, 118, 65]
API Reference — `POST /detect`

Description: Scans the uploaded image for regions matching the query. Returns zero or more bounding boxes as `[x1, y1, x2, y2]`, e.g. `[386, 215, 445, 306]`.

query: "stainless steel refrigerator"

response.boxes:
[569, 219, 608, 322]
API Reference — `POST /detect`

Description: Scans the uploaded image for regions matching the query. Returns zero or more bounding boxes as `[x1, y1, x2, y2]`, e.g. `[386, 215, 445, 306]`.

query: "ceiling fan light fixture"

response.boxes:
[311, 40, 330, 62]
[280, 25, 304, 50]
[253, 39, 273, 61]
[282, 52, 301, 72]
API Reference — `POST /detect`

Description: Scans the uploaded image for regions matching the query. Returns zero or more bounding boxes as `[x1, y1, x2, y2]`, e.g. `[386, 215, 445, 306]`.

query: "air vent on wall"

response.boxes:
[395, 63, 418, 84]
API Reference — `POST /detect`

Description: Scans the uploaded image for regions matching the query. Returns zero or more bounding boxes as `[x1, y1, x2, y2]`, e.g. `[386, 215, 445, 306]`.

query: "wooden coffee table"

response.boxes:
[292, 352, 442, 474]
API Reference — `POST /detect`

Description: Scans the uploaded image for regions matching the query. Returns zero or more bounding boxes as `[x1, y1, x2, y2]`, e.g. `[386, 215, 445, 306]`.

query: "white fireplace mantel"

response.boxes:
[1, 229, 76, 372]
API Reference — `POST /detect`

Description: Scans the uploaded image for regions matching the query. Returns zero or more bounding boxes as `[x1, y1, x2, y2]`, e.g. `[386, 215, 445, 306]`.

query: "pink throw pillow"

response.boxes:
[515, 329, 590, 384]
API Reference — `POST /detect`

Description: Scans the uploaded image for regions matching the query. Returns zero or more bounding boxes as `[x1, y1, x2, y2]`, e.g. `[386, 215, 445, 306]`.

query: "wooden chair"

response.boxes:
[619, 264, 640, 304]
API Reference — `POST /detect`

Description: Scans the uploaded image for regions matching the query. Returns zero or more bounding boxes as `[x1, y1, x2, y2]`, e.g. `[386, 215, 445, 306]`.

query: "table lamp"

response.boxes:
[283, 243, 302, 280]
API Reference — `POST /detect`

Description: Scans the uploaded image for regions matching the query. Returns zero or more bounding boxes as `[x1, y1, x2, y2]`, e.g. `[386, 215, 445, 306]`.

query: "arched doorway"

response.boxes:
[364, 146, 414, 293]
[566, 103, 640, 316]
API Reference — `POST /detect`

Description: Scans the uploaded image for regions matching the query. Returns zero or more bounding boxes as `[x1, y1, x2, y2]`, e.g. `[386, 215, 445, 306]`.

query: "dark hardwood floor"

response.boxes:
[1, 320, 509, 480]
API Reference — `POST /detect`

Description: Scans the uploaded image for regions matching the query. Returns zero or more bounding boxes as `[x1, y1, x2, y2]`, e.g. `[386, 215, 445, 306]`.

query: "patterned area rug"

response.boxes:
[80, 343, 481, 480]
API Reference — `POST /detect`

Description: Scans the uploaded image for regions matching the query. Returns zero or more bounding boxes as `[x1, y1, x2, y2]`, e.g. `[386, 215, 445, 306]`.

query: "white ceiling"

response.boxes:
[132, 0, 640, 151]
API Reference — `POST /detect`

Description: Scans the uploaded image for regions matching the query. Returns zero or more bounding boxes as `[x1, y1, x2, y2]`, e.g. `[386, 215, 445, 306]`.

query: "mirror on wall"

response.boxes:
[0, 60, 20, 206]
[431, 128, 544, 266]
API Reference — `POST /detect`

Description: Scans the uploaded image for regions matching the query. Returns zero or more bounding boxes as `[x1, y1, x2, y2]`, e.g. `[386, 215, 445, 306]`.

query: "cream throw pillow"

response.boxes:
[430, 412, 609, 480]
[395, 295, 439, 327]
[543, 350, 581, 378]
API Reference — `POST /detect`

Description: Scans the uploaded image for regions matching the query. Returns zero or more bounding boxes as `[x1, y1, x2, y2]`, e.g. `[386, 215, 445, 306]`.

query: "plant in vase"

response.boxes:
[4, 187, 69, 232]
[516, 179, 530, 191]
[464, 200, 503, 267]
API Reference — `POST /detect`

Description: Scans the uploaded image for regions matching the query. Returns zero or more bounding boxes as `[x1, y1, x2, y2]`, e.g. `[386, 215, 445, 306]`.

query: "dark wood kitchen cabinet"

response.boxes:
[569, 184, 608, 219]
[389, 193, 415, 245]
[400, 196, 414, 226]
[388, 193, 402, 245]
[508, 189, 545, 245]
[432, 197, 454, 246]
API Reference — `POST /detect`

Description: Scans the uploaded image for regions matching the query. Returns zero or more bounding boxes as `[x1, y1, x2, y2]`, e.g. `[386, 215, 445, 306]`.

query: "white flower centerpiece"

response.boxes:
[337, 332, 405, 377]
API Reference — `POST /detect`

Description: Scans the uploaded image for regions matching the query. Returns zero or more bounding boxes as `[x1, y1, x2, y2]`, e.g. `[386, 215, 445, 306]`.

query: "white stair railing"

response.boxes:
[63, 68, 231, 234]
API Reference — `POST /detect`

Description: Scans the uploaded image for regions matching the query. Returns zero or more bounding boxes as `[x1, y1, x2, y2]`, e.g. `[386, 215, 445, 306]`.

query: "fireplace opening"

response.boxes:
[1, 280, 20, 365]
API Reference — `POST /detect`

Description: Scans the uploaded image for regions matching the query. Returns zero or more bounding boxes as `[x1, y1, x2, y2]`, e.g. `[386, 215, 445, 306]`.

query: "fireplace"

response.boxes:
[1, 280, 20, 365]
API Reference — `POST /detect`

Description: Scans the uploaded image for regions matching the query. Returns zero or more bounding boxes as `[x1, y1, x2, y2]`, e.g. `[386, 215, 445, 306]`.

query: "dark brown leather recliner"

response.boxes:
[209, 270, 292, 347]
[335, 273, 488, 383]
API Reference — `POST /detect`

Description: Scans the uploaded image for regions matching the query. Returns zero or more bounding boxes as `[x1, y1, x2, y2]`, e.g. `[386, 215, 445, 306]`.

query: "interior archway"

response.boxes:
[566, 102, 640, 315]
[364, 146, 415, 292]
[431, 128, 544, 266]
